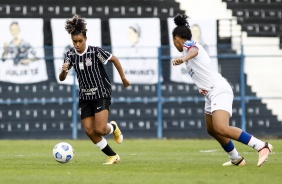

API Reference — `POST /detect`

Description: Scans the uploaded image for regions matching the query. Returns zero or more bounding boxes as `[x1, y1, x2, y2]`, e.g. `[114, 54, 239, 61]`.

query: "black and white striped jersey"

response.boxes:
[64, 45, 112, 100]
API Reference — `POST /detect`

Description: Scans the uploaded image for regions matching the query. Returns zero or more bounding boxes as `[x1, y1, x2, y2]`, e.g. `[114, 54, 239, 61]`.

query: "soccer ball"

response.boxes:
[52, 142, 74, 163]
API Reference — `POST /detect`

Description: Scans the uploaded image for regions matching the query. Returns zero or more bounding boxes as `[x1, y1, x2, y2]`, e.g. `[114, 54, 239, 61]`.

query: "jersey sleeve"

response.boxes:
[96, 47, 112, 65]
[183, 40, 198, 51]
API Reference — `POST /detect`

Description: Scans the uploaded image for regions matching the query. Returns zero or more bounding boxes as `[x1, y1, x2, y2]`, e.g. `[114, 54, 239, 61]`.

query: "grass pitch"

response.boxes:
[0, 139, 281, 184]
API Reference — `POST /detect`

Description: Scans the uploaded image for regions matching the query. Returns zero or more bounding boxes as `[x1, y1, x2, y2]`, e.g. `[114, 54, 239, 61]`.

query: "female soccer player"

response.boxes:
[171, 14, 272, 167]
[59, 14, 130, 164]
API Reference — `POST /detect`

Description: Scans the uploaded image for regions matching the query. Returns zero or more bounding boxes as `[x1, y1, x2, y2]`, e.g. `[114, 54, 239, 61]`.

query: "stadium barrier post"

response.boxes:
[72, 71, 78, 140]
[240, 45, 246, 131]
[157, 47, 163, 139]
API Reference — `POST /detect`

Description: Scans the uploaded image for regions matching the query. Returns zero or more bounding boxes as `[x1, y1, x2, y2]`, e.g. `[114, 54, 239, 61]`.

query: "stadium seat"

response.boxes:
[92, 6, 107, 16]
[9, 5, 24, 16]
[75, 6, 90, 16]
[242, 23, 278, 36]
[25, 5, 40, 16]
[108, 6, 124, 17]
[235, 9, 281, 24]
[265, 9, 282, 19]
[162, 83, 200, 96]
[124, 6, 140, 16]
[162, 119, 204, 130]
[60, 6, 73, 16]
[43, 5, 58, 16]
[0, 5, 7, 16]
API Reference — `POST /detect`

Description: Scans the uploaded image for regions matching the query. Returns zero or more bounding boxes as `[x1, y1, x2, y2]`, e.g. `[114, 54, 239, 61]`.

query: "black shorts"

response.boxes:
[79, 98, 111, 119]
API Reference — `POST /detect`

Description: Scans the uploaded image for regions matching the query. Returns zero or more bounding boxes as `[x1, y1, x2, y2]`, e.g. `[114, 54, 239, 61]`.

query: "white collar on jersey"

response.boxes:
[74, 45, 89, 56]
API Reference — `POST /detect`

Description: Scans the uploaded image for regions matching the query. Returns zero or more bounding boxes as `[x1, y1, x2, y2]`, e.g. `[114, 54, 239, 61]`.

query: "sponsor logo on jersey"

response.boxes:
[81, 87, 97, 95]
[97, 52, 106, 63]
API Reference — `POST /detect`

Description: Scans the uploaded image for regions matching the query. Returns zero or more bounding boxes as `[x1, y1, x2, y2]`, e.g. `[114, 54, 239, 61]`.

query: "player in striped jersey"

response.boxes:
[171, 14, 272, 167]
[59, 14, 130, 164]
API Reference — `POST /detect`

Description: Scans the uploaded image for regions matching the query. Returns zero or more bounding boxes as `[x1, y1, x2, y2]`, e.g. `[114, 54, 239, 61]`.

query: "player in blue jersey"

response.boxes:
[171, 14, 272, 167]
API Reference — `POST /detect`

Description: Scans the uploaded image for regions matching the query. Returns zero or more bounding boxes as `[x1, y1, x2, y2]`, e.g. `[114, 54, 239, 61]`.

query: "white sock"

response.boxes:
[108, 123, 114, 134]
[228, 148, 241, 161]
[96, 137, 107, 150]
[247, 136, 265, 151]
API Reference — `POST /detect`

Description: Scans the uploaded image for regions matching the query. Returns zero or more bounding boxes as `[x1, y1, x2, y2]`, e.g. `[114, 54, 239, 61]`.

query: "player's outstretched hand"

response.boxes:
[172, 58, 184, 66]
[122, 78, 130, 88]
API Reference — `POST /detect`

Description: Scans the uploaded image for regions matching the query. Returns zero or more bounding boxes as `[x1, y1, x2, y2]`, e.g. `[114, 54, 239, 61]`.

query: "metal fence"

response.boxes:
[0, 45, 282, 139]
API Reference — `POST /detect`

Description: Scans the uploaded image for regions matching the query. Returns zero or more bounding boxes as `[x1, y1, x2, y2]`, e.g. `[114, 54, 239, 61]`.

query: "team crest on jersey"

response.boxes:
[85, 58, 92, 66]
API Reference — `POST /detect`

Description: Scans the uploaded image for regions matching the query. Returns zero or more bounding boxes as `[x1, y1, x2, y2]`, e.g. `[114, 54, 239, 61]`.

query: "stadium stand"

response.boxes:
[217, 0, 282, 136]
[0, 0, 281, 139]
[0, 0, 185, 139]
[223, 0, 282, 38]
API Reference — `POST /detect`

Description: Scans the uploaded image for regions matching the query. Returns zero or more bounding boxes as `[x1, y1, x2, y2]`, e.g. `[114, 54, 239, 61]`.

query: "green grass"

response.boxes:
[0, 139, 281, 184]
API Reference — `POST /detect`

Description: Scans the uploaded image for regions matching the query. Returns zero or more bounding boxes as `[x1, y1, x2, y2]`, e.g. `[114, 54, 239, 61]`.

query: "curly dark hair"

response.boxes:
[172, 14, 192, 40]
[65, 14, 87, 37]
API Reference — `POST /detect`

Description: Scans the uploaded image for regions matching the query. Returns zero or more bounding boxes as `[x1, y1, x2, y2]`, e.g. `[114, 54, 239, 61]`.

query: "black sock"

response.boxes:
[102, 144, 116, 156]
[112, 124, 116, 131]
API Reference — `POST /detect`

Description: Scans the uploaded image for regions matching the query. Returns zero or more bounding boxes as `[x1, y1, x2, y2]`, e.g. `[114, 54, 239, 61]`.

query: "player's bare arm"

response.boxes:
[183, 47, 198, 61]
[172, 47, 198, 66]
[59, 63, 70, 81]
[110, 55, 130, 87]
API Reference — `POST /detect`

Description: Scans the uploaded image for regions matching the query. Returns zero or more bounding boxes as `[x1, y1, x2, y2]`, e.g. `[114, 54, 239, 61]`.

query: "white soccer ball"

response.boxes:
[52, 142, 74, 163]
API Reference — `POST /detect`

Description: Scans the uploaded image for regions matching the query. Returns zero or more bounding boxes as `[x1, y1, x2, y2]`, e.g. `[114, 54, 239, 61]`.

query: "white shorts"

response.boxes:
[204, 79, 233, 116]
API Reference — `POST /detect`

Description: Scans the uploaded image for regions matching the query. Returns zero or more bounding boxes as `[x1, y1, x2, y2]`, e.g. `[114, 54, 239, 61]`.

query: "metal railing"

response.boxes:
[1, 45, 282, 139]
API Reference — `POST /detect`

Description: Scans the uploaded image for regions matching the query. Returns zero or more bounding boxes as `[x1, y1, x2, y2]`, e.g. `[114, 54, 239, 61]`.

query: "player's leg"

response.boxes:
[94, 97, 123, 143]
[94, 98, 123, 144]
[82, 113, 120, 164]
[205, 96, 244, 165]
[94, 97, 122, 164]
[93, 109, 120, 164]
[79, 99, 120, 164]
[211, 93, 273, 166]
[205, 113, 245, 166]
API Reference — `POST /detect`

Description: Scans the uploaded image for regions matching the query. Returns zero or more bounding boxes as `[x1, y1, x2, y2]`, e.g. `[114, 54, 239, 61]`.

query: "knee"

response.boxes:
[84, 126, 95, 137]
[206, 128, 216, 137]
[213, 127, 228, 137]
[94, 125, 108, 136]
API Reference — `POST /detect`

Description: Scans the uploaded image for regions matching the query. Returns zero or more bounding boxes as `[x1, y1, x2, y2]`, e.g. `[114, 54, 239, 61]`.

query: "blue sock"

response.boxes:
[238, 131, 252, 145]
[222, 140, 234, 152]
